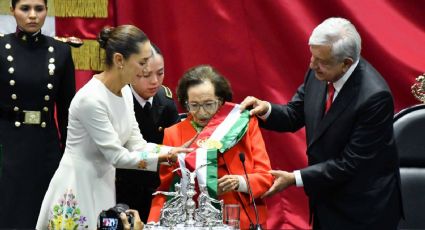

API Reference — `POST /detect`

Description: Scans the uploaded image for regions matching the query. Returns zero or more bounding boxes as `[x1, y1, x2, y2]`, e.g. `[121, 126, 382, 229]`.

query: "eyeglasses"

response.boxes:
[186, 100, 220, 112]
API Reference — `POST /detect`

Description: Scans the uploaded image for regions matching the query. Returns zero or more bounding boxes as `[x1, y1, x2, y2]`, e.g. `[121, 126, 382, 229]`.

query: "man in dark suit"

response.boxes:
[240, 17, 403, 229]
[115, 44, 180, 222]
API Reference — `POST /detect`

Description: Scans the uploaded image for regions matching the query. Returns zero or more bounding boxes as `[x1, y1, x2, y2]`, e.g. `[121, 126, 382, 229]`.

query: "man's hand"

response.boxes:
[239, 96, 269, 117]
[120, 209, 144, 230]
[261, 170, 295, 198]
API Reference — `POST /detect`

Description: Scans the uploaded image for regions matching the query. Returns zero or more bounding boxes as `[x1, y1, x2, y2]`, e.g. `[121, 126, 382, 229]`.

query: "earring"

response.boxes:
[119, 65, 123, 69]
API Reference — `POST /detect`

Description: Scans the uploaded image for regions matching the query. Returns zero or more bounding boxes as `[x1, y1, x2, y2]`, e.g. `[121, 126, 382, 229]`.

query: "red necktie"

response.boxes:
[325, 83, 335, 113]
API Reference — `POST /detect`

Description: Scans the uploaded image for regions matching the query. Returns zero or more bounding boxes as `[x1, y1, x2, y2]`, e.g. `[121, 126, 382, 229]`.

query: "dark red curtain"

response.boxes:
[57, 0, 425, 229]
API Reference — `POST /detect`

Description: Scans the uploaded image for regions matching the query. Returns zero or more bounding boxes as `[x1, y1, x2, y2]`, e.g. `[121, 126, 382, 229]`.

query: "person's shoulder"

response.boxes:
[357, 58, 391, 92]
[53, 36, 83, 48]
[73, 79, 105, 108]
[157, 85, 174, 100]
[42, 35, 72, 56]
[155, 85, 176, 107]
[45, 35, 82, 50]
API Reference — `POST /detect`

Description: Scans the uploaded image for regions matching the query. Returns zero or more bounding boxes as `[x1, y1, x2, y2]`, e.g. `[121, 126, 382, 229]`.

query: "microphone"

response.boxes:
[239, 152, 262, 230]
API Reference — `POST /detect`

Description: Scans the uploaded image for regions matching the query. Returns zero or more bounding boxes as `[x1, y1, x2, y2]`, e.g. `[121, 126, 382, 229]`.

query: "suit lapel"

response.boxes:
[308, 80, 327, 139]
[308, 68, 360, 148]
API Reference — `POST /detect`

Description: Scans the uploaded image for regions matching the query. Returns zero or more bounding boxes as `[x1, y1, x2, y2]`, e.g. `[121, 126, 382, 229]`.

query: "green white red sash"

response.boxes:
[176, 102, 250, 199]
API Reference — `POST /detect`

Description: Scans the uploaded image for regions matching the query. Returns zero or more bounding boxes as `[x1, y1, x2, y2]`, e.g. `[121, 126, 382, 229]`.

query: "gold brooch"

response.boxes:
[197, 138, 223, 149]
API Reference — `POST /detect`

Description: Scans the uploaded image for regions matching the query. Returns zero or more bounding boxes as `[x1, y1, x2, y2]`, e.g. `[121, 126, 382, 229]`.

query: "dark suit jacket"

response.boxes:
[261, 59, 402, 229]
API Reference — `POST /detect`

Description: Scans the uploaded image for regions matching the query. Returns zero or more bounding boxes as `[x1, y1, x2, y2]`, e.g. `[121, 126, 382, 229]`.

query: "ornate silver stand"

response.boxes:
[145, 164, 232, 229]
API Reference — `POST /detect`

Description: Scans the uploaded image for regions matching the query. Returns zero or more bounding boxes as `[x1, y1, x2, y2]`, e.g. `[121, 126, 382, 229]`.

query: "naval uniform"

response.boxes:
[116, 85, 179, 222]
[0, 30, 75, 228]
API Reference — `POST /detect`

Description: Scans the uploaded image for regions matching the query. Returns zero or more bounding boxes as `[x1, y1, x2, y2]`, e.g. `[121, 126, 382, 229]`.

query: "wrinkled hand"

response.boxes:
[218, 175, 240, 195]
[120, 209, 144, 230]
[261, 170, 295, 198]
[239, 96, 269, 117]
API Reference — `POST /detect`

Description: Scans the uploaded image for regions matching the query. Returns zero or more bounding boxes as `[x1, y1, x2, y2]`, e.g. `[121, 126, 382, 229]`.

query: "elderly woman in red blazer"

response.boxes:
[148, 65, 273, 229]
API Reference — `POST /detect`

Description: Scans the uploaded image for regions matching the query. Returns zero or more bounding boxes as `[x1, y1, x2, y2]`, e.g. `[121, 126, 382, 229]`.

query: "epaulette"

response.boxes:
[161, 85, 173, 99]
[0, 33, 4, 37]
[54, 36, 83, 48]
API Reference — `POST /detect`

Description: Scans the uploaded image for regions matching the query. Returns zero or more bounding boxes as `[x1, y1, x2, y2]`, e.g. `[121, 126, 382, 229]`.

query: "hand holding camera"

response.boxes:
[120, 209, 144, 230]
[98, 203, 144, 230]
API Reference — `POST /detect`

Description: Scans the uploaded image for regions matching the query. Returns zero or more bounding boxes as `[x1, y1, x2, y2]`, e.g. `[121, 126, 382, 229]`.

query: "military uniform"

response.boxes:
[0, 30, 75, 228]
[116, 85, 179, 222]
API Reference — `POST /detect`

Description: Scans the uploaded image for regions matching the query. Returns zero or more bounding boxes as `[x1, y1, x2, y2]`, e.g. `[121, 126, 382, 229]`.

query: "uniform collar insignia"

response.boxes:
[15, 27, 41, 43]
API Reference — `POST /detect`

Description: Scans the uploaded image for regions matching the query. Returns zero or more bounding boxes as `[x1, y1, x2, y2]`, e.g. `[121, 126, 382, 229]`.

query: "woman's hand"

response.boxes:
[159, 147, 194, 165]
[217, 175, 240, 195]
[120, 209, 144, 230]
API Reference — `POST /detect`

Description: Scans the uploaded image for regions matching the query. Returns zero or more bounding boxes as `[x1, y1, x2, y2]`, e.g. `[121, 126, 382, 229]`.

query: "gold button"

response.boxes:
[44, 95, 50, 101]
[49, 58, 55, 63]
[8, 67, 14, 74]
[5, 43, 11, 49]
[9, 80, 15, 86]
[15, 121, 21, 127]
[43, 107, 49, 112]
[41, 122, 46, 128]
[49, 70, 54, 76]
[48, 46, 54, 52]
[11, 94, 17, 100]
[13, 106, 19, 111]
[47, 83, 53, 89]
[158, 126, 163, 132]
[7, 55, 13, 62]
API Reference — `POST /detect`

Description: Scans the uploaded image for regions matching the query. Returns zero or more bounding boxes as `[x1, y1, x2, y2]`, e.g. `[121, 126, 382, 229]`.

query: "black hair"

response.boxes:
[176, 65, 233, 109]
[11, 0, 47, 8]
[97, 25, 149, 67]
[151, 43, 162, 56]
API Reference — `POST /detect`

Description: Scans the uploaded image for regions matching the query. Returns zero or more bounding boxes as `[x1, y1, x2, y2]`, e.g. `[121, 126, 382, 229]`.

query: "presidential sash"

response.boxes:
[176, 102, 250, 199]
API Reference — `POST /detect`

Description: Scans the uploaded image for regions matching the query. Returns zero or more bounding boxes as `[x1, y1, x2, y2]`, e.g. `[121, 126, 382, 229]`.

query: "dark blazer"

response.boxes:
[115, 85, 179, 222]
[261, 59, 402, 229]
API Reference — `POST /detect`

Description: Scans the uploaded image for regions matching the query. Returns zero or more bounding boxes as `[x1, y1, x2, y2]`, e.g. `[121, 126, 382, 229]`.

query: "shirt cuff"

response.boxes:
[294, 170, 304, 187]
[236, 175, 248, 193]
[258, 102, 272, 120]
[137, 151, 159, 172]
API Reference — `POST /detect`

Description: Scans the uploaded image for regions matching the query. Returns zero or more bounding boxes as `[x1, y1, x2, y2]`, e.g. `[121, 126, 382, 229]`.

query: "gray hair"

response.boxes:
[308, 17, 361, 62]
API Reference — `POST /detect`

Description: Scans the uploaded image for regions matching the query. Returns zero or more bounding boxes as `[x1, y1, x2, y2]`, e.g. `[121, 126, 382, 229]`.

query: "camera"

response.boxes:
[97, 203, 134, 230]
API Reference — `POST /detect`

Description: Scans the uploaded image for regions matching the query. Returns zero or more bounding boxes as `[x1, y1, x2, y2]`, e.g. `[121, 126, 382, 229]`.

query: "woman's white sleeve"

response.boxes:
[77, 97, 171, 171]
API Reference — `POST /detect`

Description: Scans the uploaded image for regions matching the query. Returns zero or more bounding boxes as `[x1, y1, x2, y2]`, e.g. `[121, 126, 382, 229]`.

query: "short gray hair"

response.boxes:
[309, 17, 361, 62]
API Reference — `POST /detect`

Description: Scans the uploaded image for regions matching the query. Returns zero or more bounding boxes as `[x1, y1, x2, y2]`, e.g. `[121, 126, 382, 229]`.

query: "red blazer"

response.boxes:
[148, 116, 273, 229]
